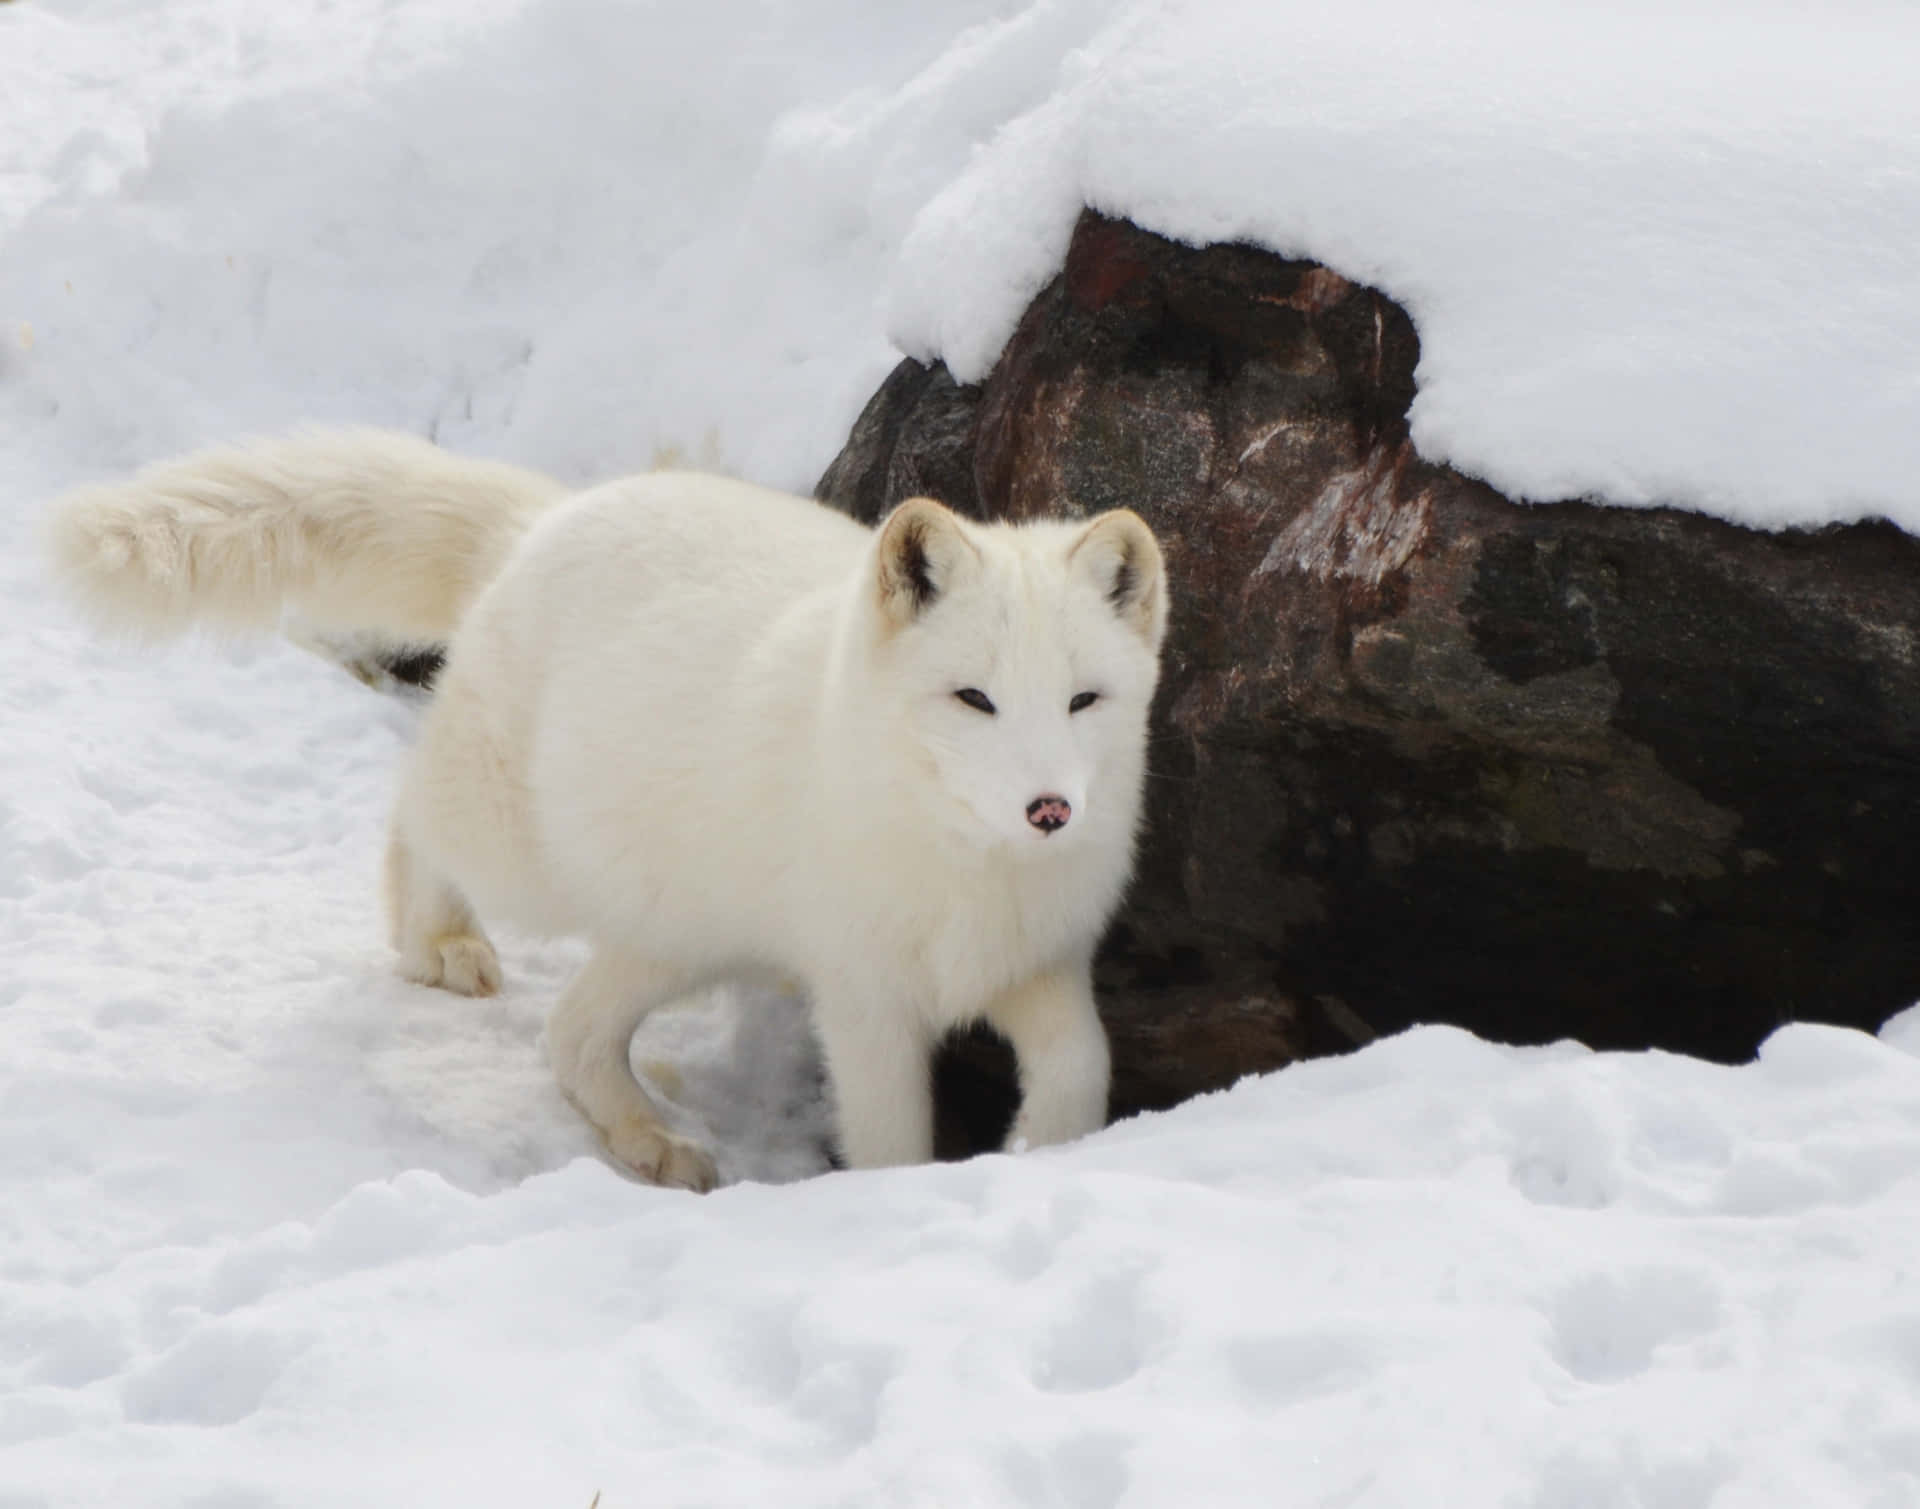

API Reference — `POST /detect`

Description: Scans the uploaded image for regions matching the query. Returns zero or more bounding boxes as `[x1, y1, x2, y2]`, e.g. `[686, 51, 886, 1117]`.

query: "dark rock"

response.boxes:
[819, 209, 1920, 1124]
[815, 359, 983, 524]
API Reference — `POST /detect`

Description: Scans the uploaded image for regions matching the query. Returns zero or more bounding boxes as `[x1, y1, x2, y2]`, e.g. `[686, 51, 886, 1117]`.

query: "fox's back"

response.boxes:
[443, 470, 873, 954]
[508, 471, 867, 639]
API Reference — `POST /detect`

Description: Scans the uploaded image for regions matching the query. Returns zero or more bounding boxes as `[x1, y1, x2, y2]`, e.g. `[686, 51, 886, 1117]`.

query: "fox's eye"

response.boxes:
[955, 688, 996, 715]
[1069, 691, 1100, 713]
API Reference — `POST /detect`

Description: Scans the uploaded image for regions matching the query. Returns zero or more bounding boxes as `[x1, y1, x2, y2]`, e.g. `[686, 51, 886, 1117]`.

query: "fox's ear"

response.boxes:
[874, 496, 976, 629]
[1070, 509, 1168, 650]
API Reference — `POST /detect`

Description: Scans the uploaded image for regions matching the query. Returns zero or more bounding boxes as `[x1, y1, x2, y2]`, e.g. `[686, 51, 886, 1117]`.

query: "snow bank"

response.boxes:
[8, 998, 1920, 1505]
[5, 0, 1919, 525]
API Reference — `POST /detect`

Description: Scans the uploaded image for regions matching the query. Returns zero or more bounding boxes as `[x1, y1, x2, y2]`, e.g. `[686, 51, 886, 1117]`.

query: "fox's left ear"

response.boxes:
[1069, 509, 1168, 651]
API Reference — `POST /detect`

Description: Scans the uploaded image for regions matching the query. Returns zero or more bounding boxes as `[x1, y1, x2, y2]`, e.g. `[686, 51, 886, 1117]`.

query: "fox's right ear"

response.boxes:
[874, 497, 976, 630]
[1069, 508, 1169, 652]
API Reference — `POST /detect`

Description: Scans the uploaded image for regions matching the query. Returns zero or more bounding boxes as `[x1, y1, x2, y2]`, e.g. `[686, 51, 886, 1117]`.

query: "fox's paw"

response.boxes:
[401, 933, 503, 997]
[605, 1114, 718, 1193]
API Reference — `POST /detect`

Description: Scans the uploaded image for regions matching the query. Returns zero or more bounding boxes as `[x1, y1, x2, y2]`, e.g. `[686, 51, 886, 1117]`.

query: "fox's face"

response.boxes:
[869, 498, 1168, 852]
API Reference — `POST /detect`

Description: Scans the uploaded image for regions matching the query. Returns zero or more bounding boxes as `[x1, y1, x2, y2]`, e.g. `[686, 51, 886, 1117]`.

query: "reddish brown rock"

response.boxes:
[818, 209, 1920, 1124]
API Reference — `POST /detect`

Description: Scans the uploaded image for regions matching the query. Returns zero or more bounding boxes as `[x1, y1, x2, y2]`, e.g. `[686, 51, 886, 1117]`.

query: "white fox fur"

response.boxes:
[46, 428, 567, 645]
[48, 429, 1169, 1190]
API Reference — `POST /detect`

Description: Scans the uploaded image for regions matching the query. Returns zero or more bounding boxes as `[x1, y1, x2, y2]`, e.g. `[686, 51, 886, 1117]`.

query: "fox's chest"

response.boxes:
[887, 855, 1115, 1027]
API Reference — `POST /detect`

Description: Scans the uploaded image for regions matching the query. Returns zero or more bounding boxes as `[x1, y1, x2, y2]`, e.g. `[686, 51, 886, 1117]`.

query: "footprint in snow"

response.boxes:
[1546, 1267, 1725, 1385]
[1031, 1267, 1157, 1394]
[120, 1323, 301, 1427]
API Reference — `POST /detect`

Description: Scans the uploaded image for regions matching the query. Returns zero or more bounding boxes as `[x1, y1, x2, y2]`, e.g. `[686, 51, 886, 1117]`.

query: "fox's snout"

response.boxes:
[1026, 795, 1072, 835]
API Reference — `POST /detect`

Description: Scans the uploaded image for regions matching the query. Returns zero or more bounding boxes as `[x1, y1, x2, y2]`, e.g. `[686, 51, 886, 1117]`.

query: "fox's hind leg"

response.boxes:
[547, 949, 718, 1192]
[384, 828, 502, 997]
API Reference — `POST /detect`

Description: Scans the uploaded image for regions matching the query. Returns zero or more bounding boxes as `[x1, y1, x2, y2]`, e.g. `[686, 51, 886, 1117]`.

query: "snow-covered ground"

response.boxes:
[5, 1, 1920, 1504]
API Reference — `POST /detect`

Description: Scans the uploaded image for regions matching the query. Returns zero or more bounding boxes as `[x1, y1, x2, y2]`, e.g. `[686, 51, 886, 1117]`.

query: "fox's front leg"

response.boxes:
[812, 986, 935, 1169]
[984, 961, 1111, 1152]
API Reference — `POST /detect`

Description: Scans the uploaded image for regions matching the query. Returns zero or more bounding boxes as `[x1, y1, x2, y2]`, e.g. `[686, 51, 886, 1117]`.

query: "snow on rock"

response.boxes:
[4, 0, 1919, 526]
[5, 2, 1920, 1504]
[892, 0, 1920, 531]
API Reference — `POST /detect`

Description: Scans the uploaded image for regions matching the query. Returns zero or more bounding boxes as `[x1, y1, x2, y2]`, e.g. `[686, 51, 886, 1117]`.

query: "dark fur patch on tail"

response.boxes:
[380, 646, 446, 689]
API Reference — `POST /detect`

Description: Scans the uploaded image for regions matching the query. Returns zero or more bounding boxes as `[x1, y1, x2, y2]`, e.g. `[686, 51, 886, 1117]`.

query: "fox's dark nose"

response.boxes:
[1026, 795, 1072, 834]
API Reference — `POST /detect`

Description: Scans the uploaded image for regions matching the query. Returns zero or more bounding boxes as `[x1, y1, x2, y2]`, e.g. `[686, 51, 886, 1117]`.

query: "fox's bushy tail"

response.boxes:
[45, 428, 567, 645]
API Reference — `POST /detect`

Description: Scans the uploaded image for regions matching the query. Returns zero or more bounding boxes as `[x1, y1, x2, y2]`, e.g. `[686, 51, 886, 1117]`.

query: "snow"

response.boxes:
[7, 0, 1920, 525]
[5, 1, 1920, 1504]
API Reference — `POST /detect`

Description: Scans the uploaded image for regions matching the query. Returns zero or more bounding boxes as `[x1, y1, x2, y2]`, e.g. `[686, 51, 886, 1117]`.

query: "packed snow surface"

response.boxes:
[6, 1, 1920, 1505]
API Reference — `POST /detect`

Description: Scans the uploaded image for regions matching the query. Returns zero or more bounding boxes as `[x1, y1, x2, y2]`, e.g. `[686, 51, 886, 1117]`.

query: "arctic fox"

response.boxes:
[47, 429, 1169, 1190]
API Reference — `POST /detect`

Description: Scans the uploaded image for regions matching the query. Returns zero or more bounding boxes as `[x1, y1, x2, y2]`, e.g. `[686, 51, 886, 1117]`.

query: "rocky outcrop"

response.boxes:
[820, 210, 1920, 1124]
